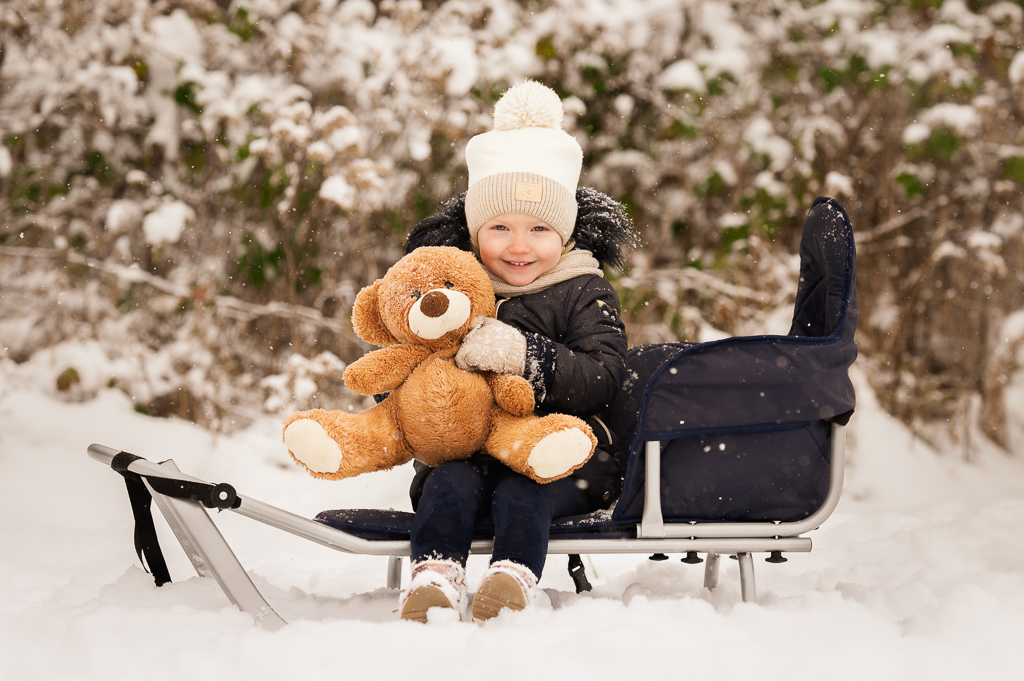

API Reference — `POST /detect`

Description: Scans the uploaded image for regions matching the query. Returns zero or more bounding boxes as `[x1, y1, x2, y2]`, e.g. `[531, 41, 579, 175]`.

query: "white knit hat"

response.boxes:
[464, 81, 583, 245]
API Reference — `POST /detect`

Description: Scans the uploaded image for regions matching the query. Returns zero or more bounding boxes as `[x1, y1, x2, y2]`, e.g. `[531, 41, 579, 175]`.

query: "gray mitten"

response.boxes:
[455, 317, 527, 375]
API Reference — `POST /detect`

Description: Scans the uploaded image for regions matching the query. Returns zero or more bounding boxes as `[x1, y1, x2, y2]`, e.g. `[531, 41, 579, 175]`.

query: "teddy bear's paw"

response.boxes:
[284, 419, 343, 474]
[488, 374, 534, 417]
[526, 427, 593, 479]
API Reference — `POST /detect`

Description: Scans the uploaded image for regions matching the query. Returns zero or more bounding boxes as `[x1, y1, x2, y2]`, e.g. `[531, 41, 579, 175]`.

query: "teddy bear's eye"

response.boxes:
[410, 290, 421, 300]
[444, 281, 454, 289]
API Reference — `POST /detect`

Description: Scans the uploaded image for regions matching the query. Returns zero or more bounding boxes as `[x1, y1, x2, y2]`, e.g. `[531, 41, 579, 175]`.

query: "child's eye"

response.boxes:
[531, 225, 549, 232]
[491, 224, 508, 231]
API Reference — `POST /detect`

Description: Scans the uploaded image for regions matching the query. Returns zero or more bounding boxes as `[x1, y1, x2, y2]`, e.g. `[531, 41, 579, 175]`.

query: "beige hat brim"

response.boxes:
[465, 172, 578, 245]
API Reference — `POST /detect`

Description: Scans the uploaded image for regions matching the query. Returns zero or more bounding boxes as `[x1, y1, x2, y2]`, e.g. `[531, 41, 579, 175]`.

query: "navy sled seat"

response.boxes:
[87, 197, 856, 625]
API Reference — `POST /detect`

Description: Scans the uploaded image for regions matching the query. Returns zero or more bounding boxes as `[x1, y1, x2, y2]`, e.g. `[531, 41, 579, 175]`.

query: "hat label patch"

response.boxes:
[515, 181, 543, 203]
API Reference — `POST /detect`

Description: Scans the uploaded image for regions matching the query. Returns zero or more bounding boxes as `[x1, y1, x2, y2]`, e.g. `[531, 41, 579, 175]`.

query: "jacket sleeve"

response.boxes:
[527, 278, 627, 417]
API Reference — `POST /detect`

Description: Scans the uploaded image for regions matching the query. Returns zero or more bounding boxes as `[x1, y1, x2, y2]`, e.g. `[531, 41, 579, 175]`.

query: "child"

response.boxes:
[398, 81, 634, 623]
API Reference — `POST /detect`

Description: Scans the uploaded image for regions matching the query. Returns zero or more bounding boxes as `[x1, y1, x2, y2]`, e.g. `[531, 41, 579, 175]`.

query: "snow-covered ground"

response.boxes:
[2, 354, 1023, 680]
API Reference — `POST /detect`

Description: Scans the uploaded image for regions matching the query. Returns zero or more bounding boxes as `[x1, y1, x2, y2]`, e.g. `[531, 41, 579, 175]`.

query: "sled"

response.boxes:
[88, 196, 856, 627]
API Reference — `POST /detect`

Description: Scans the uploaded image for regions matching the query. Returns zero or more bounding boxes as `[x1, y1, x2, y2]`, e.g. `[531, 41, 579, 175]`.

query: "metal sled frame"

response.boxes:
[88, 423, 844, 626]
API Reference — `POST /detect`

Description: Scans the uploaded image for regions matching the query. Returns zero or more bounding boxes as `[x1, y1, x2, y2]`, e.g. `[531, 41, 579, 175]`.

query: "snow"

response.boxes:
[991, 213, 1024, 238]
[743, 118, 793, 173]
[712, 159, 739, 187]
[105, 200, 142, 234]
[988, 2, 1024, 26]
[433, 37, 480, 97]
[2, 358, 1023, 679]
[149, 10, 204, 66]
[319, 175, 357, 211]
[1010, 51, 1024, 86]
[921, 103, 982, 138]
[823, 171, 855, 199]
[142, 201, 195, 247]
[966, 230, 1002, 251]
[903, 102, 983, 148]
[407, 126, 434, 162]
[718, 213, 749, 230]
[657, 60, 707, 93]
[693, 0, 751, 79]
[755, 171, 789, 198]
[902, 122, 931, 145]
[931, 240, 967, 262]
[0, 145, 11, 178]
[1003, 310, 1024, 346]
[857, 28, 901, 70]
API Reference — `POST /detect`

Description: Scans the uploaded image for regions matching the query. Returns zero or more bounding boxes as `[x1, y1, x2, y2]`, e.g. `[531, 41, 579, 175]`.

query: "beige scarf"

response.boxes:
[488, 249, 603, 298]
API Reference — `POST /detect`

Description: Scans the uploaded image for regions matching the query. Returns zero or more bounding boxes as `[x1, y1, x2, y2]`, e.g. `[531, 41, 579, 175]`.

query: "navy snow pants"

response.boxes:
[410, 454, 597, 580]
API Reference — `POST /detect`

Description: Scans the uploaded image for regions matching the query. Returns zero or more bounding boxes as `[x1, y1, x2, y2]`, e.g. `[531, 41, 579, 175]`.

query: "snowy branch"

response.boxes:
[0, 246, 347, 334]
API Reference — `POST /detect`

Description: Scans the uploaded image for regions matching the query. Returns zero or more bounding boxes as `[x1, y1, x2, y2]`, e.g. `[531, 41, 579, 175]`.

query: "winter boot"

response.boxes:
[471, 560, 538, 624]
[399, 560, 467, 623]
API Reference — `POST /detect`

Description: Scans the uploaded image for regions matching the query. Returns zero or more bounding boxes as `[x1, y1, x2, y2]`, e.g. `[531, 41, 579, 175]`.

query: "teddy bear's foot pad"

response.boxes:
[527, 428, 592, 478]
[284, 419, 343, 474]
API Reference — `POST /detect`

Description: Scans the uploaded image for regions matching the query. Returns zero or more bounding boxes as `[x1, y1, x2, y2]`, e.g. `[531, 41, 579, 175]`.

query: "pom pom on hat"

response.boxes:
[464, 81, 582, 245]
[493, 80, 564, 131]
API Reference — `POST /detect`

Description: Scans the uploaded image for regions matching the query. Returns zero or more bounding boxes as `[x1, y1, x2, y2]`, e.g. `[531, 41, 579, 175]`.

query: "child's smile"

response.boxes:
[477, 213, 563, 287]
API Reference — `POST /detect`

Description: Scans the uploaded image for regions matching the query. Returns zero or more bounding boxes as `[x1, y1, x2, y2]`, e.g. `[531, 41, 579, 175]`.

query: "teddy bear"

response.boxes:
[282, 246, 597, 484]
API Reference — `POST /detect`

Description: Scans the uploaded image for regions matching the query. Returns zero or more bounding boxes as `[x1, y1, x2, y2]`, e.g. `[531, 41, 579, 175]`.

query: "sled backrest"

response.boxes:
[605, 197, 858, 524]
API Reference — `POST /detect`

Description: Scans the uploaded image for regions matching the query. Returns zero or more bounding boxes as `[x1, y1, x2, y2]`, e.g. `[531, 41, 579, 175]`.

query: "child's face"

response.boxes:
[477, 213, 563, 286]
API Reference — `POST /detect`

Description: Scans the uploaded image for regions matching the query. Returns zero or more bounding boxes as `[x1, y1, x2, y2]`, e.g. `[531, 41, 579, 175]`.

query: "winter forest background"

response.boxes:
[2, 0, 1024, 453]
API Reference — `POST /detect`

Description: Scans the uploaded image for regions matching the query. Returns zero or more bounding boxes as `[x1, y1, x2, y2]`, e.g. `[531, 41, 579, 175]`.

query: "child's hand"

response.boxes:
[455, 317, 527, 375]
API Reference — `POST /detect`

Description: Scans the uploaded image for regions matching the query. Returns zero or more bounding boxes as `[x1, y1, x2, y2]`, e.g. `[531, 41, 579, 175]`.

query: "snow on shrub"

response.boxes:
[903, 122, 932, 145]
[142, 202, 195, 247]
[1010, 51, 1024, 86]
[260, 352, 351, 415]
[0, 0, 1022, 445]
[0, 146, 11, 178]
[319, 176, 357, 211]
[105, 201, 142, 235]
[921, 103, 982, 138]
[657, 60, 706, 93]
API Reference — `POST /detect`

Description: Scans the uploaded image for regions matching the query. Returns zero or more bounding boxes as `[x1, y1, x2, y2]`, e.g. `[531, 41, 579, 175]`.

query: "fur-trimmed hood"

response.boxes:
[404, 187, 637, 272]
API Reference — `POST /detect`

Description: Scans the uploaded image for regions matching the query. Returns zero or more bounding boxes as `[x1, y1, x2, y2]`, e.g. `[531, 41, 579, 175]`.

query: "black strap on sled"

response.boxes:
[568, 554, 592, 593]
[111, 451, 241, 587]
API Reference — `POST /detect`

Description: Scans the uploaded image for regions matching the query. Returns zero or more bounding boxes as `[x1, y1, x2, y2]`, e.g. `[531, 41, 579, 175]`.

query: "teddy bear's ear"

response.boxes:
[352, 281, 398, 346]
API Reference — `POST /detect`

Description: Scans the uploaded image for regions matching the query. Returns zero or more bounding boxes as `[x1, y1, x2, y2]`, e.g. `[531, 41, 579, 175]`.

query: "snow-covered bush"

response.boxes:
[1, 0, 1022, 448]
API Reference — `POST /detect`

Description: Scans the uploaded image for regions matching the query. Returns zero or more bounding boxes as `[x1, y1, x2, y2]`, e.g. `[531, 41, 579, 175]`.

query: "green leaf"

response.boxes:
[1002, 156, 1024, 185]
[695, 171, 729, 198]
[229, 7, 258, 42]
[928, 128, 960, 161]
[237, 236, 285, 288]
[815, 66, 839, 93]
[174, 82, 203, 115]
[896, 171, 925, 197]
[536, 35, 556, 60]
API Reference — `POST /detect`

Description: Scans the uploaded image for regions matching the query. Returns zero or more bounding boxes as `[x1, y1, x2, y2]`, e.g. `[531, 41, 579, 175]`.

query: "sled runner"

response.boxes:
[88, 196, 856, 626]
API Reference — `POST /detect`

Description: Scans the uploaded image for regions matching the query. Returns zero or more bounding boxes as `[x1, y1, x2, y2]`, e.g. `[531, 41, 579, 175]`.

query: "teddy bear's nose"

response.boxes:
[419, 290, 450, 318]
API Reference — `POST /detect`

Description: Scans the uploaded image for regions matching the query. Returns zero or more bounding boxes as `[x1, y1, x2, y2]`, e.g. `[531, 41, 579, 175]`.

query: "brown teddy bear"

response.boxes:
[282, 246, 597, 483]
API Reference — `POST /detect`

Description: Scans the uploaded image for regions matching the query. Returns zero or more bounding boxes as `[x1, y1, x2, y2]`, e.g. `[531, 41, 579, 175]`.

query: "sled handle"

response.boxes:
[88, 443, 120, 465]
